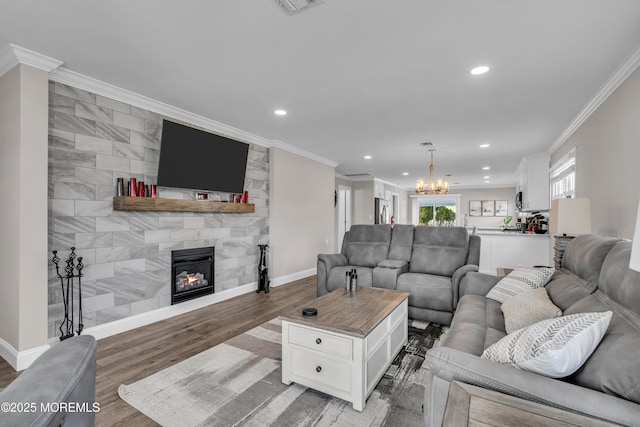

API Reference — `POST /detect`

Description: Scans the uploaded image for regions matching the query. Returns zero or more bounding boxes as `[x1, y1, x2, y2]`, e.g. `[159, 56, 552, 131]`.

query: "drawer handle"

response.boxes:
[316, 366, 322, 373]
[316, 338, 322, 344]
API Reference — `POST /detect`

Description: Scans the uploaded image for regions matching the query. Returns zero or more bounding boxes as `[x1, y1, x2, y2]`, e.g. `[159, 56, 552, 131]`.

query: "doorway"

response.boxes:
[337, 185, 352, 251]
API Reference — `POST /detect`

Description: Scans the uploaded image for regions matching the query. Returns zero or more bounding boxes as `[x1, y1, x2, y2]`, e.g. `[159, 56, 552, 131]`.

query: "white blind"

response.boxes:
[550, 150, 576, 200]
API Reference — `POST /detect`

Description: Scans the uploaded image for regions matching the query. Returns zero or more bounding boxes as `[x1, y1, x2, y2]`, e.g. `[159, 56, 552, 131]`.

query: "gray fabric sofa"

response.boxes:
[0, 335, 97, 427]
[317, 224, 480, 325]
[423, 235, 640, 426]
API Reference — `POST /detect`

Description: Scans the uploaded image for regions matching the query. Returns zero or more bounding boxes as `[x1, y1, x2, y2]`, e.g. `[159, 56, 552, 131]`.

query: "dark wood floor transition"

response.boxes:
[0, 276, 316, 426]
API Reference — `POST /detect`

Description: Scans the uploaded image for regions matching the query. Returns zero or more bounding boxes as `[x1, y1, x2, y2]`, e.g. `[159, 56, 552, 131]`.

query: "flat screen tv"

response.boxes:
[157, 120, 249, 194]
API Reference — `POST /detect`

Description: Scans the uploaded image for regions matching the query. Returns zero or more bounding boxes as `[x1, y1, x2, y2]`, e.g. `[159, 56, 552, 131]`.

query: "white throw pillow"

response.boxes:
[486, 266, 555, 303]
[482, 311, 612, 378]
[501, 288, 562, 334]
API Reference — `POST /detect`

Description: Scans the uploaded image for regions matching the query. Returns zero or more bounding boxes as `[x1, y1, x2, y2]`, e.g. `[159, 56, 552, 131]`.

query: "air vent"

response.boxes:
[275, 0, 325, 15]
[344, 173, 372, 177]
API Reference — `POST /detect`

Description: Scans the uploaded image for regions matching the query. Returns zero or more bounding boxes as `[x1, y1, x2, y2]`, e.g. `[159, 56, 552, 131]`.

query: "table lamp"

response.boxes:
[631, 198, 640, 272]
[549, 198, 592, 268]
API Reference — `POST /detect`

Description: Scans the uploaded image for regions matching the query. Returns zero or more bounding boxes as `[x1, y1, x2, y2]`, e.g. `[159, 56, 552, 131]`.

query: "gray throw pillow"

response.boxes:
[501, 288, 562, 334]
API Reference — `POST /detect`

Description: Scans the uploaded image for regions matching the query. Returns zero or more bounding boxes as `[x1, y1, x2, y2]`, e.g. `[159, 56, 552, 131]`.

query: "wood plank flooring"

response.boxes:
[0, 276, 317, 426]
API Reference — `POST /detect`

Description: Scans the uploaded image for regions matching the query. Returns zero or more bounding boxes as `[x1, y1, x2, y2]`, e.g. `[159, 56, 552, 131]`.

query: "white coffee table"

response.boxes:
[280, 287, 409, 411]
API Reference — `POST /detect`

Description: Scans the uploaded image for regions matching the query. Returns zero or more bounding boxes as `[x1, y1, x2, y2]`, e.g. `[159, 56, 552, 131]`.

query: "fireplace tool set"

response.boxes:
[51, 247, 84, 340]
[257, 244, 270, 293]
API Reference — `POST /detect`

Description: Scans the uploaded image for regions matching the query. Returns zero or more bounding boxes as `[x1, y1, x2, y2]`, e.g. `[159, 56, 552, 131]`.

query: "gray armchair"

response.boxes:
[0, 335, 97, 427]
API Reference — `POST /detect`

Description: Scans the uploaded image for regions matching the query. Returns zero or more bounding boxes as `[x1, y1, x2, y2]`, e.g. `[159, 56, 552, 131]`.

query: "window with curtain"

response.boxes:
[550, 149, 576, 200]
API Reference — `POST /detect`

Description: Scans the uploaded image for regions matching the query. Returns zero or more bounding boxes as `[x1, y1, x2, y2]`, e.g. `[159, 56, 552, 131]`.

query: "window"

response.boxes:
[550, 149, 576, 200]
[411, 195, 461, 226]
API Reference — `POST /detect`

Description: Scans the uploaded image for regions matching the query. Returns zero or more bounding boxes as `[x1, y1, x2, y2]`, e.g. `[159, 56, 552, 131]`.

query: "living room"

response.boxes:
[2, 1, 640, 426]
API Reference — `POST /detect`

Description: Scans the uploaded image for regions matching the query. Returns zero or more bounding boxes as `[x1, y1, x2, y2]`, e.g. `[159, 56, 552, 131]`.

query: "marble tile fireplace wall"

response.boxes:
[47, 82, 269, 339]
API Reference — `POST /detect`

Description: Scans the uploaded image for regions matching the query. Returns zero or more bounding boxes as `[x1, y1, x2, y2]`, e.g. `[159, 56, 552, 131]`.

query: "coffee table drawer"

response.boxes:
[290, 346, 352, 393]
[289, 325, 353, 360]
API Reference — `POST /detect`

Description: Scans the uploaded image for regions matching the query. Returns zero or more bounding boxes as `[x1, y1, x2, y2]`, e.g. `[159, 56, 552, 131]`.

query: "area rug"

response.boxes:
[119, 318, 444, 427]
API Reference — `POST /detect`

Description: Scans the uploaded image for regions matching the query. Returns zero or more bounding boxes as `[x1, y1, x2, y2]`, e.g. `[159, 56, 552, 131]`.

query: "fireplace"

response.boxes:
[171, 246, 214, 305]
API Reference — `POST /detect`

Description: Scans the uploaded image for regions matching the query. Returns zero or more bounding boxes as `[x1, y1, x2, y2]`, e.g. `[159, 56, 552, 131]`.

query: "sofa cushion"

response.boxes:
[486, 266, 555, 303]
[409, 226, 469, 276]
[396, 272, 453, 312]
[561, 234, 622, 285]
[562, 241, 640, 404]
[545, 269, 594, 311]
[501, 288, 562, 334]
[344, 225, 391, 268]
[387, 224, 414, 262]
[441, 294, 506, 356]
[482, 311, 612, 378]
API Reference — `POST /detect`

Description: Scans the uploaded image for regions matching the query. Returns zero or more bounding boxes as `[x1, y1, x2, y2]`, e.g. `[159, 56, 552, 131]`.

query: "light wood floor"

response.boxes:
[0, 276, 317, 426]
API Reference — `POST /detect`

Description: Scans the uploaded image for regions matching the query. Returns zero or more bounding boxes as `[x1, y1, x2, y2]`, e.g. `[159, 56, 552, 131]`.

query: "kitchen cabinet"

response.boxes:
[374, 179, 385, 199]
[517, 154, 550, 211]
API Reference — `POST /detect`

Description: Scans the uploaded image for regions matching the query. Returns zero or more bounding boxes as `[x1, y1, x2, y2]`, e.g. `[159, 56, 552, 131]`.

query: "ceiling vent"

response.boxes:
[275, 0, 325, 15]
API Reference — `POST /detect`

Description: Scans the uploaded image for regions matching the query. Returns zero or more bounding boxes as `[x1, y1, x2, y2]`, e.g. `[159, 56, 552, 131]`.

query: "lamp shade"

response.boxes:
[631, 198, 640, 272]
[549, 198, 592, 236]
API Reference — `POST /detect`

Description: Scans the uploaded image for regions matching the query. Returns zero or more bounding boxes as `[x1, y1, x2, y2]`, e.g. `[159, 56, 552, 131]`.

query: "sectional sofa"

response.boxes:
[423, 235, 640, 426]
[317, 224, 480, 325]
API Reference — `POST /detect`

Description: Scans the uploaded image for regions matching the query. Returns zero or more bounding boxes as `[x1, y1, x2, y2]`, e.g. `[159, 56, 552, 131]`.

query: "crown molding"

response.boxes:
[49, 67, 271, 148]
[269, 139, 338, 167]
[0, 43, 63, 78]
[549, 40, 640, 153]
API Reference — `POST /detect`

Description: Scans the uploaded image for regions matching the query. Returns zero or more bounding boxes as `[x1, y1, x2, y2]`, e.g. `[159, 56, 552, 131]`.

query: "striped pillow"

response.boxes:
[482, 311, 612, 378]
[486, 266, 555, 303]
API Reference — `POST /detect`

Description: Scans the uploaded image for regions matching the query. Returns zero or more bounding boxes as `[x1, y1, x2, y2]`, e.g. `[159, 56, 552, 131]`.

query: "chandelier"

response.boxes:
[415, 149, 449, 194]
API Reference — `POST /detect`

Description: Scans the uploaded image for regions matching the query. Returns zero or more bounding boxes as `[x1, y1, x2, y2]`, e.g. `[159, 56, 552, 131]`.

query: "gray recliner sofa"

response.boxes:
[0, 335, 97, 427]
[317, 224, 480, 325]
[423, 235, 640, 426]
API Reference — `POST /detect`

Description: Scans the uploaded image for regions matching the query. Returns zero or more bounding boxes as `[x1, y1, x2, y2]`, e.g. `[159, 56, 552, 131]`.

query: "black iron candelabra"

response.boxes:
[51, 247, 84, 340]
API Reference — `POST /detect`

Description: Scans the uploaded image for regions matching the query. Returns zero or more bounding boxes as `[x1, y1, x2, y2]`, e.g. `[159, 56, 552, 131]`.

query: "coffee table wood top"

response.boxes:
[279, 287, 409, 338]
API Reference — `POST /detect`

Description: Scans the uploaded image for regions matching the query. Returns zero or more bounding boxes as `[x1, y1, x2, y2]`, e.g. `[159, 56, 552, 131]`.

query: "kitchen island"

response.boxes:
[468, 228, 551, 275]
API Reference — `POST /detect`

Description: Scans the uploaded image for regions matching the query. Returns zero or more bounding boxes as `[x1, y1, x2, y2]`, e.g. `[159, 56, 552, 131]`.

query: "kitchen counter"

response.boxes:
[467, 227, 550, 238]
[467, 228, 552, 274]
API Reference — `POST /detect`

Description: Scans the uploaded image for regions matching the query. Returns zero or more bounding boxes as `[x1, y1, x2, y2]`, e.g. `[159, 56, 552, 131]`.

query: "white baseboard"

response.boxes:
[0, 337, 50, 371]
[270, 267, 316, 287]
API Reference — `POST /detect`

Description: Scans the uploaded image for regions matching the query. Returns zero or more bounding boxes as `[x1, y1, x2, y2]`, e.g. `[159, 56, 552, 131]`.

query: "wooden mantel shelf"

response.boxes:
[112, 196, 255, 213]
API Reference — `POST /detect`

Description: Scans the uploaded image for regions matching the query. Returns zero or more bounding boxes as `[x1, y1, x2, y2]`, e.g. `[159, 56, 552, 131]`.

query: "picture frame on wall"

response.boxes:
[495, 200, 508, 216]
[481, 200, 494, 216]
[469, 200, 482, 216]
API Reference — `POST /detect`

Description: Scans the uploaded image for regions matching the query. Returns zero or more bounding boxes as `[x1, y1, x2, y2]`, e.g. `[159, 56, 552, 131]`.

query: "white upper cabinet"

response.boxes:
[516, 154, 550, 211]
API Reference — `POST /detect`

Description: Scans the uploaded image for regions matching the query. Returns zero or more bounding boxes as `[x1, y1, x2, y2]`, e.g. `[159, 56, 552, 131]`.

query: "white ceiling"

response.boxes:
[2, 0, 640, 190]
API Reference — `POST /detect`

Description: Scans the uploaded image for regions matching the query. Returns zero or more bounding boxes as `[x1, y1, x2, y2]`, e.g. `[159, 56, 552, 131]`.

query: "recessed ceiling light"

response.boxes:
[471, 66, 490, 75]
[484, 180, 490, 184]
[364, 155, 372, 160]
[274, 109, 287, 116]
[480, 144, 490, 148]
[482, 166, 491, 170]
[402, 172, 409, 176]
[483, 176, 490, 179]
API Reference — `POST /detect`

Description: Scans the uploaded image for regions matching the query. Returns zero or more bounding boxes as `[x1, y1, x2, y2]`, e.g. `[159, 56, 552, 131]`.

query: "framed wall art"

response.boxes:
[481, 200, 494, 216]
[469, 200, 482, 217]
[495, 200, 508, 216]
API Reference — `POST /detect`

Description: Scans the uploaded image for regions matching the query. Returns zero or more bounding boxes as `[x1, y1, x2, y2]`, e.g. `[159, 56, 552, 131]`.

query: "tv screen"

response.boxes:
[157, 120, 249, 194]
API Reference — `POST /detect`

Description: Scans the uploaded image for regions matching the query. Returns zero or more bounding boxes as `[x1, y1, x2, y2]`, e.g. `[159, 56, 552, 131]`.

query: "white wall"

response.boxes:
[456, 187, 518, 228]
[352, 180, 375, 225]
[551, 67, 640, 239]
[269, 148, 335, 278]
[0, 64, 49, 365]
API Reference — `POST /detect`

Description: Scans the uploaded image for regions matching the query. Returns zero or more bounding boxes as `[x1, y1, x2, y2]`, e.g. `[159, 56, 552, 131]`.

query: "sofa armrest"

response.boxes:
[317, 253, 348, 296]
[373, 260, 409, 290]
[424, 346, 640, 427]
[459, 271, 499, 298]
[0, 335, 97, 427]
[451, 264, 479, 309]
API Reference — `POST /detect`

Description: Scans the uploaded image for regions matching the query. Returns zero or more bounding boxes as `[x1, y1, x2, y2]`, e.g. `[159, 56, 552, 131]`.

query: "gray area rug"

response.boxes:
[119, 318, 444, 427]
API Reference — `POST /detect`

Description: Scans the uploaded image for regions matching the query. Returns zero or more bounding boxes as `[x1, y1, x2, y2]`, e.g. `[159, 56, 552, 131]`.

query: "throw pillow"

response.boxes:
[486, 266, 555, 303]
[501, 288, 562, 334]
[482, 311, 612, 378]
